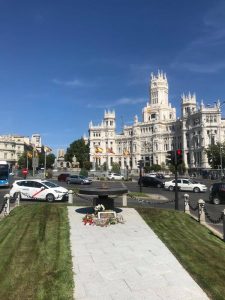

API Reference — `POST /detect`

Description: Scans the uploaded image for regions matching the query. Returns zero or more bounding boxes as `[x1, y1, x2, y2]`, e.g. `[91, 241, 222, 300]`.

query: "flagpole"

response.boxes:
[44, 149, 46, 178]
[32, 148, 35, 177]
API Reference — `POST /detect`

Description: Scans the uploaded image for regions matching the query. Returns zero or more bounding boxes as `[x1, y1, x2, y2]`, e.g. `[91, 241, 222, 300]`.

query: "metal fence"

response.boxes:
[184, 194, 225, 241]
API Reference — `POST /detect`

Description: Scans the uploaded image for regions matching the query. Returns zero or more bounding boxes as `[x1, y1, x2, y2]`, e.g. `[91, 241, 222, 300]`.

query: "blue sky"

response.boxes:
[1, 0, 225, 152]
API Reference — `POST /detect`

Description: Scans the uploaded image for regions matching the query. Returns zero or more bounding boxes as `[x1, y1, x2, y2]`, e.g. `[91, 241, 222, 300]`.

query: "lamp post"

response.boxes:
[44, 149, 47, 178]
[218, 101, 225, 178]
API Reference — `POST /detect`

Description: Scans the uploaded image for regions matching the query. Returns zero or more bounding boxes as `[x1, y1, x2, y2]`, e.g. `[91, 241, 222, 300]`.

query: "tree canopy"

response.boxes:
[205, 142, 225, 169]
[65, 138, 90, 169]
[17, 146, 55, 170]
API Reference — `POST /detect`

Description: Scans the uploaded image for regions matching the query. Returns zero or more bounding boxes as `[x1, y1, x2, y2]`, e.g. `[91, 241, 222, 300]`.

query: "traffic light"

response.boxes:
[176, 149, 183, 165]
[166, 151, 175, 165]
[137, 160, 144, 169]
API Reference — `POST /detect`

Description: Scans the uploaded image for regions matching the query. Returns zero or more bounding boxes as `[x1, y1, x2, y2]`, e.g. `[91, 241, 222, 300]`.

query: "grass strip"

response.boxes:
[136, 207, 225, 300]
[0, 204, 74, 300]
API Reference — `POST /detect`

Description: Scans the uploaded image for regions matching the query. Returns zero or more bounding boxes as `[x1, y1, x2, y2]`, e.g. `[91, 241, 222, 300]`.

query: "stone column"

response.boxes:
[122, 193, 127, 206]
[68, 190, 73, 204]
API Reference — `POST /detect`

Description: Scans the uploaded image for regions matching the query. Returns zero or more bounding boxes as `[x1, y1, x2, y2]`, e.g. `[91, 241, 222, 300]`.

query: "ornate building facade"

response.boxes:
[88, 71, 225, 172]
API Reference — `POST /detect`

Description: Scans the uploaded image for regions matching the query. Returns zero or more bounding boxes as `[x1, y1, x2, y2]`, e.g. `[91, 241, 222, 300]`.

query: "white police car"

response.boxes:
[10, 179, 68, 202]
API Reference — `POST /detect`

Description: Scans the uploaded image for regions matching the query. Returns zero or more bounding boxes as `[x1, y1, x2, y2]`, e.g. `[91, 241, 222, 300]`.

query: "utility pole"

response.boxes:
[175, 149, 183, 210]
[44, 149, 47, 178]
[174, 164, 179, 210]
[32, 148, 35, 177]
[137, 160, 144, 193]
[166, 149, 182, 210]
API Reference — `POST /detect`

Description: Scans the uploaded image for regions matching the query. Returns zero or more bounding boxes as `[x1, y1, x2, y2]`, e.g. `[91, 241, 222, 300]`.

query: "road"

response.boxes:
[0, 177, 224, 234]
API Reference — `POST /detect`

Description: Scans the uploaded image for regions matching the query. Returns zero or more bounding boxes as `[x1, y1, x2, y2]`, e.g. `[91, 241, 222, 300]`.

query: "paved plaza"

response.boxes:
[68, 206, 209, 300]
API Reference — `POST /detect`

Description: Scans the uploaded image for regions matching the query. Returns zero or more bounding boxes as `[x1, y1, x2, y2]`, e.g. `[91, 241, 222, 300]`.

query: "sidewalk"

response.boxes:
[68, 207, 209, 300]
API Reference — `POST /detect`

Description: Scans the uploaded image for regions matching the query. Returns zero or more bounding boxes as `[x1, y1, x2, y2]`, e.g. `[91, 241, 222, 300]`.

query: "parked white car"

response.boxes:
[107, 173, 124, 180]
[10, 179, 68, 202]
[164, 178, 207, 193]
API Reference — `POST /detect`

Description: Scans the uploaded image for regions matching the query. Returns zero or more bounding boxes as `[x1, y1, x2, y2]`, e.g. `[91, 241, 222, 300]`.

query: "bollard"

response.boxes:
[223, 209, 225, 242]
[3, 194, 10, 215]
[122, 193, 127, 206]
[16, 192, 20, 207]
[68, 190, 73, 204]
[183, 194, 190, 214]
[198, 199, 206, 224]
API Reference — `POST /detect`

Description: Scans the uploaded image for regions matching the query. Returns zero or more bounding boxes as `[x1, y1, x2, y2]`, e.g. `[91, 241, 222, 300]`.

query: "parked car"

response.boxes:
[9, 179, 68, 202]
[209, 182, 225, 205]
[107, 173, 124, 180]
[138, 176, 164, 188]
[164, 174, 171, 178]
[156, 173, 165, 179]
[58, 173, 70, 182]
[145, 173, 157, 177]
[67, 175, 92, 185]
[164, 178, 207, 193]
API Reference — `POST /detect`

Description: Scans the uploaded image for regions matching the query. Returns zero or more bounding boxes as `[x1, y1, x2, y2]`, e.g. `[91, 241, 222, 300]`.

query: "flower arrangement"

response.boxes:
[82, 214, 94, 225]
[82, 208, 125, 227]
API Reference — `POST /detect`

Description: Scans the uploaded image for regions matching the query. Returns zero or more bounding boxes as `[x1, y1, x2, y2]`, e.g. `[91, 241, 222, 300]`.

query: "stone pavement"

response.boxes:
[68, 207, 209, 300]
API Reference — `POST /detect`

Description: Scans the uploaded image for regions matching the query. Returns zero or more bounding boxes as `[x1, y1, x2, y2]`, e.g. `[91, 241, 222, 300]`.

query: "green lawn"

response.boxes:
[1, 204, 225, 299]
[137, 207, 225, 300]
[0, 204, 74, 300]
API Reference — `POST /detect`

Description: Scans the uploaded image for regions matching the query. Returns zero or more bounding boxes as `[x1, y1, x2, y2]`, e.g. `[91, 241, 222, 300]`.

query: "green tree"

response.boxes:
[83, 161, 92, 170]
[102, 162, 107, 171]
[80, 168, 88, 177]
[177, 162, 186, 175]
[111, 162, 120, 173]
[65, 138, 90, 169]
[205, 142, 225, 169]
[168, 163, 175, 174]
[161, 162, 166, 172]
[17, 143, 34, 169]
[151, 164, 161, 172]
[17, 153, 28, 169]
[34, 147, 56, 169]
[18, 147, 56, 170]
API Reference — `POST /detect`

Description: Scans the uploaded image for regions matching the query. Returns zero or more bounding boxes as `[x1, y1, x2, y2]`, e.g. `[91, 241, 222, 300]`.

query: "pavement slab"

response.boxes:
[68, 206, 209, 300]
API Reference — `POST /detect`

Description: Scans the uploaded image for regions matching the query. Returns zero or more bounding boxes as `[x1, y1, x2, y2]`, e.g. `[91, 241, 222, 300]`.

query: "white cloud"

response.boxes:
[171, 2, 225, 73]
[127, 63, 154, 85]
[52, 78, 85, 87]
[86, 97, 146, 109]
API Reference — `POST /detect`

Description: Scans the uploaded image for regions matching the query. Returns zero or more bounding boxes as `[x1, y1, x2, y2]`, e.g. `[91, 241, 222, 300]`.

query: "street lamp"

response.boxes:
[217, 101, 225, 178]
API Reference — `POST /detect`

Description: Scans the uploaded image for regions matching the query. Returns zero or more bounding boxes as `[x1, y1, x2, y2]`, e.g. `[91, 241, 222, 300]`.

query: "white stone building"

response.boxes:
[31, 133, 42, 151]
[88, 71, 225, 172]
[0, 134, 43, 167]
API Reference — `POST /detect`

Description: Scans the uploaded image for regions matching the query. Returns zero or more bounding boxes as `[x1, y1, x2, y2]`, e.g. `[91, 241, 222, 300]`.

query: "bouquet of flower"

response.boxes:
[94, 204, 105, 214]
[82, 214, 94, 225]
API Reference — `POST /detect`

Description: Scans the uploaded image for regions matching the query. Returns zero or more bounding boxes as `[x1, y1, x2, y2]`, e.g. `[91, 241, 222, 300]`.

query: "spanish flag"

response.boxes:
[123, 149, 130, 156]
[27, 151, 32, 158]
[44, 146, 52, 153]
[107, 147, 115, 154]
[95, 147, 103, 153]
